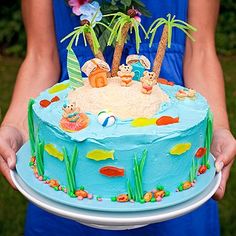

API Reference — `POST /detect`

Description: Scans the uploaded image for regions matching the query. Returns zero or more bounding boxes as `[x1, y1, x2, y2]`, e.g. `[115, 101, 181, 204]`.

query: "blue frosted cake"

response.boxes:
[27, 65, 213, 204]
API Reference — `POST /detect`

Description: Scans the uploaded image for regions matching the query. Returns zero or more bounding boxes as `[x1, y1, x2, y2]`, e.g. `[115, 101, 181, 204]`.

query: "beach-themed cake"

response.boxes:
[26, 1, 214, 206]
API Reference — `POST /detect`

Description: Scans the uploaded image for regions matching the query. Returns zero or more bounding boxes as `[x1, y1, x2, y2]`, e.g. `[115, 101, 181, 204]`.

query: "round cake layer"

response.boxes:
[32, 80, 209, 199]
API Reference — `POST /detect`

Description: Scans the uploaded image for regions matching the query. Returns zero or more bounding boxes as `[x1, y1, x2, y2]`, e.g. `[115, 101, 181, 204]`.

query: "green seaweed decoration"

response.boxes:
[35, 134, 45, 176]
[63, 146, 79, 197]
[189, 158, 198, 183]
[28, 98, 35, 156]
[126, 149, 147, 202]
[202, 109, 214, 166]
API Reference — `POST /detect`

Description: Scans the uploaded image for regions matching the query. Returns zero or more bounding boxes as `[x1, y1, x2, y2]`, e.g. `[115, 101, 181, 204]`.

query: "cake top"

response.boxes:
[68, 77, 169, 120]
[33, 79, 209, 144]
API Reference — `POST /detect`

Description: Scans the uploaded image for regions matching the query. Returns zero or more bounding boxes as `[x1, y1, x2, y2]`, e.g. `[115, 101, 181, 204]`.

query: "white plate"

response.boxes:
[11, 169, 221, 230]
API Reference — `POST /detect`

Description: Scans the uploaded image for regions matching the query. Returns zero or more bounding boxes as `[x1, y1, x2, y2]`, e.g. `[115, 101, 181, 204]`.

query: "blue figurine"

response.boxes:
[126, 55, 151, 81]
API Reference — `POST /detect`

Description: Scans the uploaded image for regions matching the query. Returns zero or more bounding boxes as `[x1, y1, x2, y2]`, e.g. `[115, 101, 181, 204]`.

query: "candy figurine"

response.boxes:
[140, 71, 157, 94]
[126, 55, 151, 81]
[82, 58, 110, 88]
[117, 64, 135, 87]
[60, 102, 89, 132]
[175, 88, 196, 100]
[62, 102, 81, 122]
[97, 110, 116, 127]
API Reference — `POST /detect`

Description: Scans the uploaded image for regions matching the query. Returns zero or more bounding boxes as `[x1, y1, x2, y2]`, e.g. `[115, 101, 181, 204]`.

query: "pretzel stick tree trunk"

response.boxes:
[111, 22, 131, 76]
[81, 20, 105, 61]
[152, 25, 168, 78]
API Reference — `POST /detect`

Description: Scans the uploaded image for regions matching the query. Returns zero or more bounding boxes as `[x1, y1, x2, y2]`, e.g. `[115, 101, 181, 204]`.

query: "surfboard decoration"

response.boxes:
[67, 48, 84, 89]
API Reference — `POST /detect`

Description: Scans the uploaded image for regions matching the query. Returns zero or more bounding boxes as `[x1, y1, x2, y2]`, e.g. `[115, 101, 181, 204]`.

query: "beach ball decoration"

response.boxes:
[97, 110, 116, 127]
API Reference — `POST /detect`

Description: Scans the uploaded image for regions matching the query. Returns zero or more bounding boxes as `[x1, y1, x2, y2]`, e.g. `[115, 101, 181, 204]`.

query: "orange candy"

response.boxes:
[198, 165, 207, 174]
[75, 190, 88, 198]
[156, 116, 179, 126]
[117, 194, 129, 202]
[157, 78, 174, 86]
[51, 96, 60, 102]
[40, 99, 51, 108]
[195, 147, 207, 158]
[99, 166, 124, 177]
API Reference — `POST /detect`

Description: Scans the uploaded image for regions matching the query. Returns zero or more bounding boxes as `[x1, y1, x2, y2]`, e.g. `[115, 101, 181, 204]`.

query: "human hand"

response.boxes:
[0, 125, 24, 189]
[211, 128, 236, 200]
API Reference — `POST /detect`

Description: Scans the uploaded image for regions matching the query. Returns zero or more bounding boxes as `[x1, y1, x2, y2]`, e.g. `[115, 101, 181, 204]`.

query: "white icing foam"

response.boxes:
[68, 77, 169, 120]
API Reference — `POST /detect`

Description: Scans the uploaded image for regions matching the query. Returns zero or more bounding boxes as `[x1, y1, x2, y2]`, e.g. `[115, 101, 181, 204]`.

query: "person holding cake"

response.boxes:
[0, 0, 236, 235]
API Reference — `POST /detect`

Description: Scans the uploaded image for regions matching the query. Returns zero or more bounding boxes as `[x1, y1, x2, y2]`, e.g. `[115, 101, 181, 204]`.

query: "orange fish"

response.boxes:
[99, 166, 124, 177]
[40, 96, 60, 108]
[157, 78, 174, 86]
[195, 147, 207, 158]
[156, 116, 179, 126]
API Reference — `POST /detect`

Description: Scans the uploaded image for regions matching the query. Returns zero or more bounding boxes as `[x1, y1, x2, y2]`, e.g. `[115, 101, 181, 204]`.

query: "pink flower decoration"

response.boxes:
[68, 0, 89, 16]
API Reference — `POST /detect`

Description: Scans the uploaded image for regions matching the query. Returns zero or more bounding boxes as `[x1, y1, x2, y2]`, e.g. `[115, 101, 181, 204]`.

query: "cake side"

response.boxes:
[29, 79, 211, 201]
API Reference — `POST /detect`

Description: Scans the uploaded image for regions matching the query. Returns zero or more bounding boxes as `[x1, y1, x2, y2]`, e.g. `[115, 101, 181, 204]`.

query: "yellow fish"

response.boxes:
[86, 149, 115, 161]
[131, 118, 157, 127]
[48, 83, 69, 94]
[44, 144, 64, 161]
[170, 143, 191, 155]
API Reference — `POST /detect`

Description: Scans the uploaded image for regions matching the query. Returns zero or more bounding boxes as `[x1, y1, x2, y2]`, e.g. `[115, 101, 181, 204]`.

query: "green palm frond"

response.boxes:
[148, 14, 197, 48]
[104, 12, 146, 53]
[60, 12, 112, 54]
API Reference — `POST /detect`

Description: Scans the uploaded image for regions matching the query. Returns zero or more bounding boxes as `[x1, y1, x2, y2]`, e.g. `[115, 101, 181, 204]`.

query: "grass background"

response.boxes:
[0, 55, 235, 235]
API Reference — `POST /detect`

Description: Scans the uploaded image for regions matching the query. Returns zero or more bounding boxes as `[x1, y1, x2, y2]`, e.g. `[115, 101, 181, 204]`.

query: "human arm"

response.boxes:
[184, 0, 236, 199]
[0, 0, 60, 188]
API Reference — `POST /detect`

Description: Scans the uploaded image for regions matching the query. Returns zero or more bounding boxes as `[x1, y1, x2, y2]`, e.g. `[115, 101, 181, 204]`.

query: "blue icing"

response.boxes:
[32, 80, 210, 198]
[33, 81, 208, 142]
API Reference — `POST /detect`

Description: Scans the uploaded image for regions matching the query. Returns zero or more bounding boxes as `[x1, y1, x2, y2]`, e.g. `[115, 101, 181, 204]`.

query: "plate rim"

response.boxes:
[10, 169, 221, 227]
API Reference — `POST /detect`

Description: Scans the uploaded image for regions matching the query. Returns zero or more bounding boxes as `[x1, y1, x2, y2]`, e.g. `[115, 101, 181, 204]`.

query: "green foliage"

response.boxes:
[28, 99, 35, 156]
[189, 158, 198, 182]
[127, 149, 147, 202]
[63, 146, 78, 196]
[148, 14, 196, 48]
[202, 110, 214, 166]
[35, 135, 45, 176]
[100, 0, 151, 17]
[216, 0, 236, 55]
[0, 0, 26, 56]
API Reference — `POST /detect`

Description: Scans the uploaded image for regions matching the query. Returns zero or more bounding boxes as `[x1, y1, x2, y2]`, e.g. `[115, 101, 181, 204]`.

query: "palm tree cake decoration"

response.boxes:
[148, 14, 197, 79]
[63, 1, 197, 91]
[104, 9, 146, 76]
[61, 1, 111, 88]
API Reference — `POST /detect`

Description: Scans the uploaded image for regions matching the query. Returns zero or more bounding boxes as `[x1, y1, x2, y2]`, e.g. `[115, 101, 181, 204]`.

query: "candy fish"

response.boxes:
[156, 116, 179, 126]
[86, 149, 115, 161]
[44, 144, 64, 161]
[39, 96, 60, 108]
[131, 118, 157, 127]
[99, 166, 124, 177]
[170, 143, 191, 155]
[157, 78, 174, 86]
[48, 83, 69, 94]
[195, 147, 207, 158]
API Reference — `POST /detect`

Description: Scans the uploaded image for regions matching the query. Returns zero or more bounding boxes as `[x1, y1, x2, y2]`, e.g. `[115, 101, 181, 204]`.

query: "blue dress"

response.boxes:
[25, 0, 220, 235]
